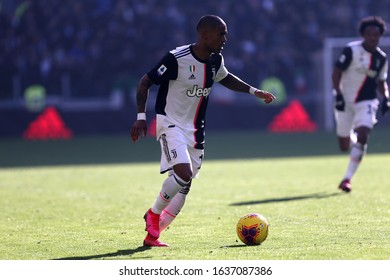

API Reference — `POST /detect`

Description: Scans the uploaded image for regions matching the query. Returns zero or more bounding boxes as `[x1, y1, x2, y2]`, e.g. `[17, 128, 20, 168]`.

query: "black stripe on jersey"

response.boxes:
[179, 185, 191, 195]
[193, 97, 207, 150]
[356, 77, 377, 102]
[335, 47, 352, 70]
[161, 133, 171, 162]
[207, 53, 222, 86]
[173, 48, 190, 59]
[192, 54, 223, 149]
[148, 52, 178, 85]
[356, 50, 387, 102]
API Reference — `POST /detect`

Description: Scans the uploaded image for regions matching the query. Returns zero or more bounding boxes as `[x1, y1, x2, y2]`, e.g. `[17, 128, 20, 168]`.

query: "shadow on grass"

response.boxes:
[223, 192, 343, 249]
[221, 244, 249, 248]
[229, 192, 342, 206]
[53, 246, 152, 260]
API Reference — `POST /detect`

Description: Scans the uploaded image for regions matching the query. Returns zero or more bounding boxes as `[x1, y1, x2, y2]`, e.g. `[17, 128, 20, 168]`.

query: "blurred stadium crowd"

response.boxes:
[0, 0, 389, 102]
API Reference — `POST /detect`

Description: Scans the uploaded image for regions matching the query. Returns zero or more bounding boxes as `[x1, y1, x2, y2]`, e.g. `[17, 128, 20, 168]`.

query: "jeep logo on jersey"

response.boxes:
[186, 85, 211, 97]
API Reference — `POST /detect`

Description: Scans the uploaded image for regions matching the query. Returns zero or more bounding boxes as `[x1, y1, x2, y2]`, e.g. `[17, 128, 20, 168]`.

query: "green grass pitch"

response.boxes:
[0, 129, 389, 260]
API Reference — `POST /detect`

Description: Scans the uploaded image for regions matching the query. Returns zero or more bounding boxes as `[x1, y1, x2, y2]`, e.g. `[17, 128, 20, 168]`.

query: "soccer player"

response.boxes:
[332, 16, 389, 193]
[131, 15, 275, 246]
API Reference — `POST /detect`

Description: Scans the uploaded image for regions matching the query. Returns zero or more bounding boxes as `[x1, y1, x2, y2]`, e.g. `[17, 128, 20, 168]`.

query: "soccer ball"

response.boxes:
[236, 213, 269, 245]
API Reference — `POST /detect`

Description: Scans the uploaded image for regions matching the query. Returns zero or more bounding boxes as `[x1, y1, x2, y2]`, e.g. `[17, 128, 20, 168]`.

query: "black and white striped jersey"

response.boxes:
[147, 44, 229, 149]
[335, 40, 388, 103]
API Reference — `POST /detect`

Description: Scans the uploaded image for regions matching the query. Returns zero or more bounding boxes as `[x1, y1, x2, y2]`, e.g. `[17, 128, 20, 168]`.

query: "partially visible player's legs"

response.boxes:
[159, 146, 203, 232]
[339, 126, 370, 192]
[152, 171, 190, 214]
[143, 233, 169, 247]
[160, 183, 191, 231]
[145, 167, 190, 234]
[143, 170, 190, 246]
[157, 163, 192, 232]
[337, 130, 358, 152]
[337, 129, 360, 185]
[335, 106, 354, 192]
[335, 102, 365, 192]
[350, 130, 357, 148]
[338, 100, 378, 192]
[143, 131, 192, 246]
[335, 107, 354, 152]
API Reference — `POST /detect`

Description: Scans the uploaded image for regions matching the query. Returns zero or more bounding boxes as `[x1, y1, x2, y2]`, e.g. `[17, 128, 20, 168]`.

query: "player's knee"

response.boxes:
[357, 136, 368, 145]
[174, 171, 192, 183]
[355, 127, 370, 145]
[173, 164, 192, 183]
[172, 170, 192, 187]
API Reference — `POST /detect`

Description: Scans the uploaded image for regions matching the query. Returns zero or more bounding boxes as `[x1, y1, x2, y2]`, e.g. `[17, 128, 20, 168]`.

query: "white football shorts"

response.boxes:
[335, 99, 379, 137]
[157, 122, 204, 178]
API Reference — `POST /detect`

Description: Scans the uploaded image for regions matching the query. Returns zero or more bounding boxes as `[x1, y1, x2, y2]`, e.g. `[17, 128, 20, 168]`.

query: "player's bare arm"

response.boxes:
[219, 73, 276, 104]
[378, 80, 390, 116]
[377, 80, 389, 99]
[331, 67, 343, 95]
[131, 74, 154, 143]
[332, 67, 346, 111]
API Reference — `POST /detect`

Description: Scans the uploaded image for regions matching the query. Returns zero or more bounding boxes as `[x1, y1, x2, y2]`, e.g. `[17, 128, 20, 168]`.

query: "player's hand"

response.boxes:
[131, 120, 147, 143]
[254, 90, 276, 104]
[335, 93, 345, 111]
[380, 97, 390, 116]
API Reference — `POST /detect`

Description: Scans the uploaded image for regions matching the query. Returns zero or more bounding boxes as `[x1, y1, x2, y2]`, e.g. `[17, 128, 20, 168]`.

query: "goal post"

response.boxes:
[322, 37, 390, 131]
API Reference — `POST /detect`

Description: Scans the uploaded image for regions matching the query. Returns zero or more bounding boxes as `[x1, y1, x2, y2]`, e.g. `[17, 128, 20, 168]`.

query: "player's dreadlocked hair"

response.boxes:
[359, 16, 387, 36]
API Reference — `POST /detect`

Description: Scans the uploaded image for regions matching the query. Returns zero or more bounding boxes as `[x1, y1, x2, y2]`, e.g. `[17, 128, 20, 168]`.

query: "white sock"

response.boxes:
[344, 142, 366, 180]
[160, 193, 187, 231]
[151, 175, 182, 214]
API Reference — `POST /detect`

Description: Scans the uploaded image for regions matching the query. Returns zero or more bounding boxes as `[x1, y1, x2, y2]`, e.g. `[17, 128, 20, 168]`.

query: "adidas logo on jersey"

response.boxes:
[188, 74, 196, 80]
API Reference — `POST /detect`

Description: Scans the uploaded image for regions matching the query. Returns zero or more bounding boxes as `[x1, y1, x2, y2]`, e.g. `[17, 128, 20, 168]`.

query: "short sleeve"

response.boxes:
[378, 59, 388, 81]
[214, 55, 229, 82]
[147, 53, 178, 85]
[335, 46, 352, 70]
